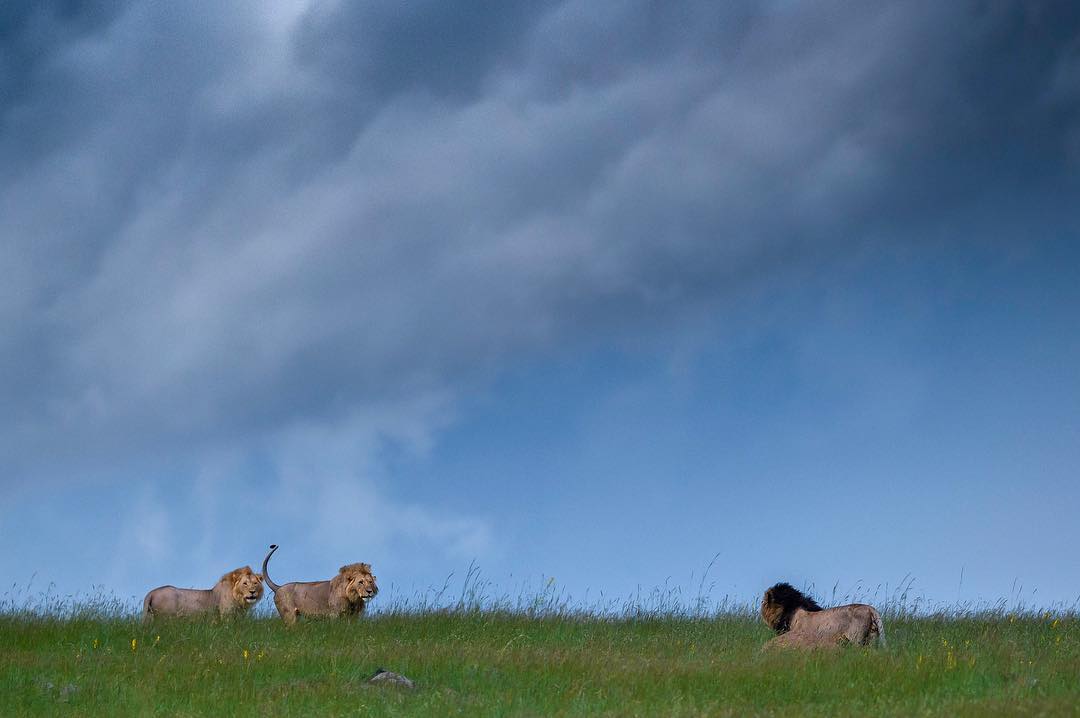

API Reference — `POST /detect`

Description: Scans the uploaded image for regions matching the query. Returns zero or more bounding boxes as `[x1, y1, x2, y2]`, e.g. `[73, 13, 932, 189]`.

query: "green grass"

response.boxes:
[2, 605, 1077, 716]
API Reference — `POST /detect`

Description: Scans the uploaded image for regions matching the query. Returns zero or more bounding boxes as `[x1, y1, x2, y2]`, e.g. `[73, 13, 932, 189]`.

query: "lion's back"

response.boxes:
[144, 585, 176, 615]
[144, 586, 215, 617]
[817, 604, 881, 644]
[277, 580, 332, 613]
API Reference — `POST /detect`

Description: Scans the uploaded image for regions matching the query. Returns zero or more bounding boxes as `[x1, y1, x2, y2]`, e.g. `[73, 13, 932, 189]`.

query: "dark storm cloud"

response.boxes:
[1, 1, 1078, 478]
[0, 1, 126, 105]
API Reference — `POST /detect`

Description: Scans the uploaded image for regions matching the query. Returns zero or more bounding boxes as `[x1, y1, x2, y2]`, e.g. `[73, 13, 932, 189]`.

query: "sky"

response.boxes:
[2, 1, 1079, 613]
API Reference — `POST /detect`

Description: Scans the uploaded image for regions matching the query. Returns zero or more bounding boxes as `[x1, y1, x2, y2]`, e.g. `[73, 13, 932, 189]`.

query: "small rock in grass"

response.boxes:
[34, 679, 78, 700]
[368, 668, 416, 689]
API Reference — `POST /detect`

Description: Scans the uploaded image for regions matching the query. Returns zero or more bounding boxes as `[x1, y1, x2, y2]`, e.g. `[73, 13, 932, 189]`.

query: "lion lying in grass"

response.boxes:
[760, 582, 883, 650]
[261, 544, 378, 625]
[142, 566, 264, 620]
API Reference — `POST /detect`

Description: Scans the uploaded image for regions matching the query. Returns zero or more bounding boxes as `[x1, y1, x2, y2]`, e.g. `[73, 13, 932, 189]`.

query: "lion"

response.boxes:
[760, 582, 884, 650]
[261, 544, 378, 625]
[142, 566, 264, 621]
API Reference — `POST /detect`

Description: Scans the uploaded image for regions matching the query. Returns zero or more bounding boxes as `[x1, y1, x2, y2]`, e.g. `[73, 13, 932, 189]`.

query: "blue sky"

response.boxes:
[2, 1, 1079, 612]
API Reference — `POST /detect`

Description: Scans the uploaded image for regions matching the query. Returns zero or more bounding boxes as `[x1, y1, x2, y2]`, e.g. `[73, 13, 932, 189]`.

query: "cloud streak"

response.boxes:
[5, 3, 1075, 469]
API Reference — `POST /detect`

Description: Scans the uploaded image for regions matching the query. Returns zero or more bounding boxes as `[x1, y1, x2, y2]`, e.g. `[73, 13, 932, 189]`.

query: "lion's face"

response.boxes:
[340, 563, 378, 604]
[229, 567, 265, 606]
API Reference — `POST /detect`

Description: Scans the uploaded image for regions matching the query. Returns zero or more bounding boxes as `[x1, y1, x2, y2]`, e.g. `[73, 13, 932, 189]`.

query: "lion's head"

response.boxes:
[760, 582, 822, 633]
[336, 563, 378, 604]
[222, 566, 264, 607]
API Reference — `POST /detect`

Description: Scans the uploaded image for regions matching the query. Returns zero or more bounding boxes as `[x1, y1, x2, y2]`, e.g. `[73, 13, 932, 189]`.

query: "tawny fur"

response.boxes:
[142, 566, 263, 621]
[261, 545, 378, 625]
[762, 629, 848, 651]
[760, 582, 884, 650]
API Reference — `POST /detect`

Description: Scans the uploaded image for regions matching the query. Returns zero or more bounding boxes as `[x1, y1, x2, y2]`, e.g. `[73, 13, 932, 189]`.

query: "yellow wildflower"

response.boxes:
[131, 638, 137, 652]
[243, 649, 250, 661]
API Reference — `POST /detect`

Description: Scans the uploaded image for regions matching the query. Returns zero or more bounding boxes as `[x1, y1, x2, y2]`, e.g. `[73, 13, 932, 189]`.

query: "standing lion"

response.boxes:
[760, 582, 884, 650]
[142, 566, 264, 620]
[261, 544, 378, 625]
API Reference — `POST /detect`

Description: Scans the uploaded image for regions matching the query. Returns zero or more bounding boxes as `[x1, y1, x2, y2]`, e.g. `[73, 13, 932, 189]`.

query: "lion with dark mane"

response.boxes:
[142, 567, 263, 621]
[261, 545, 378, 625]
[760, 582, 883, 650]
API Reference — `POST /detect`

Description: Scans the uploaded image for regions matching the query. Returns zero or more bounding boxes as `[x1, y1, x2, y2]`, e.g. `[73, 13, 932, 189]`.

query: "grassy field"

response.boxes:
[1, 601, 1077, 717]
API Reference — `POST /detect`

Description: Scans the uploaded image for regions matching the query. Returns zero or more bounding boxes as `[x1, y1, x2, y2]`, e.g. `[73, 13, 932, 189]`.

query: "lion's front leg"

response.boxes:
[218, 595, 238, 617]
[328, 590, 352, 619]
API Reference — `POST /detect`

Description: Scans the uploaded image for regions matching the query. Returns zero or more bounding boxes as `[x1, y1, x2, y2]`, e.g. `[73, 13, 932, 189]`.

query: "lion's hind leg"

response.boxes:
[849, 607, 884, 646]
[274, 589, 299, 626]
[868, 608, 885, 646]
[142, 592, 155, 623]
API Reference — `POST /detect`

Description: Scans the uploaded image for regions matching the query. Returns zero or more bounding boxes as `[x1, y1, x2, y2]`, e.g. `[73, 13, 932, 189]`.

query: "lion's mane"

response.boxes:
[760, 582, 823, 633]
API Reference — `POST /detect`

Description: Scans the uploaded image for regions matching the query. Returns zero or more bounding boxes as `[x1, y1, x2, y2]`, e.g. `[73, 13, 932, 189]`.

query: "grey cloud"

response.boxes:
[295, 0, 552, 102]
[2, 1, 1079, 480]
[0, 1, 126, 108]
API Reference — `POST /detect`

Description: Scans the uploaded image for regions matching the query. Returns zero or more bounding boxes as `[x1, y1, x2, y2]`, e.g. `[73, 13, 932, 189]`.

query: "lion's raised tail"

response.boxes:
[261, 544, 282, 593]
